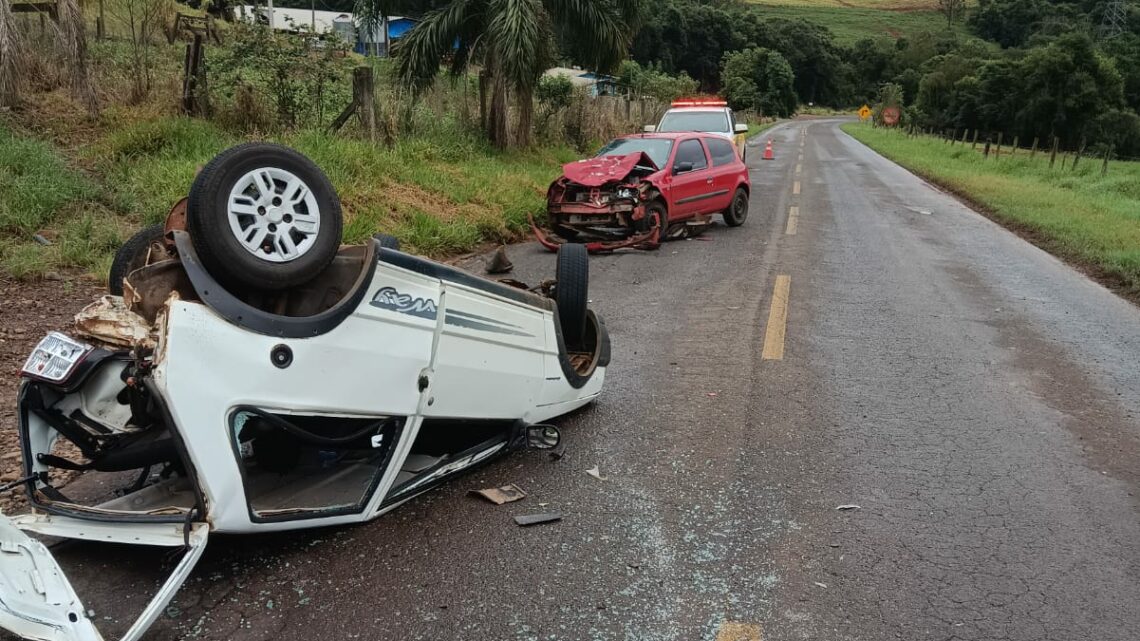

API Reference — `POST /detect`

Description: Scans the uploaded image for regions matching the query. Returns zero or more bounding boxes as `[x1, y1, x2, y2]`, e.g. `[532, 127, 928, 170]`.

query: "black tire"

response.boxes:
[555, 243, 589, 347]
[646, 199, 669, 242]
[108, 224, 166, 295]
[724, 188, 749, 227]
[186, 143, 343, 291]
[373, 233, 401, 250]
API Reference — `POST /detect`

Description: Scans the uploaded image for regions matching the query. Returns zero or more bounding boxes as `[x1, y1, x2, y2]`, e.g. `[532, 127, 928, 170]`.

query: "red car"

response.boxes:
[532, 133, 752, 252]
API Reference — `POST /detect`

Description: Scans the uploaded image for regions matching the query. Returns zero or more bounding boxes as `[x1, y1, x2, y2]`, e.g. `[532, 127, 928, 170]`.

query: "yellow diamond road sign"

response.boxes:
[858, 104, 871, 120]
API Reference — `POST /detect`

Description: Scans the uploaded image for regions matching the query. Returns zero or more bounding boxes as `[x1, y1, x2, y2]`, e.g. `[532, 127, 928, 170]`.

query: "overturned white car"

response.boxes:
[1, 144, 609, 641]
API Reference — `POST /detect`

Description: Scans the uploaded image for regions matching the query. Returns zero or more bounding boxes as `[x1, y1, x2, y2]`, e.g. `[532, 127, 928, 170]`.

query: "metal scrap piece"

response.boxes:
[470, 484, 527, 505]
[514, 512, 562, 527]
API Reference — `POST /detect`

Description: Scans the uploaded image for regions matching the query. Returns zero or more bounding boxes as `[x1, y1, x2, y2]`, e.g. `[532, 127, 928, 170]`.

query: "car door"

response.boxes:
[670, 138, 714, 218]
[705, 136, 743, 212]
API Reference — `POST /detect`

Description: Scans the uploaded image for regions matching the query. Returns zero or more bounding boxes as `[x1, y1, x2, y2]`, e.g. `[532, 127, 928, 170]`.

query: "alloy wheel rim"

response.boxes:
[226, 167, 321, 263]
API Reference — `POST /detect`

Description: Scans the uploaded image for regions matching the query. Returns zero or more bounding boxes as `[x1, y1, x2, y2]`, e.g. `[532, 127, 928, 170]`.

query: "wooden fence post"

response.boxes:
[1030, 137, 1039, 158]
[1071, 136, 1086, 171]
[983, 137, 991, 159]
[1102, 145, 1113, 176]
[995, 132, 1003, 158]
[180, 35, 205, 116]
[328, 66, 376, 138]
[97, 0, 105, 39]
[1011, 136, 1019, 157]
[1049, 137, 1059, 168]
[356, 67, 376, 142]
[971, 129, 979, 150]
[961, 128, 969, 146]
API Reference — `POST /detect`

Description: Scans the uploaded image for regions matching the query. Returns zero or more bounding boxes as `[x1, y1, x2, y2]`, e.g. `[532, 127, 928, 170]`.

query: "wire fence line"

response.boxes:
[900, 125, 1139, 174]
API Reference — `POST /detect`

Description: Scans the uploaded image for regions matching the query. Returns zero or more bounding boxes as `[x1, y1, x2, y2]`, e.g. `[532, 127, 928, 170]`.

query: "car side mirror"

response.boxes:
[673, 161, 694, 175]
[526, 424, 561, 450]
[643, 125, 656, 133]
[734, 123, 749, 133]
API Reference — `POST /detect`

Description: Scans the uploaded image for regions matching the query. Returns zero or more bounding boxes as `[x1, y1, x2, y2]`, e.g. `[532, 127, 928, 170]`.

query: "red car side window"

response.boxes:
[675, 139, 708, 171]
[706, 138, 738, 167]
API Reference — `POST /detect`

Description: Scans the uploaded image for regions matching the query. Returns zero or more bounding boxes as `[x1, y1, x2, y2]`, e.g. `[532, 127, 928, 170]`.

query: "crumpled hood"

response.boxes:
[560, 152, 658, 187]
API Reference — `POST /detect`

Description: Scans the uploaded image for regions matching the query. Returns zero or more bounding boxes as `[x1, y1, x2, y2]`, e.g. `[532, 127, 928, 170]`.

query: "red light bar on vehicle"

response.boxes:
[671, 98, 728, 107]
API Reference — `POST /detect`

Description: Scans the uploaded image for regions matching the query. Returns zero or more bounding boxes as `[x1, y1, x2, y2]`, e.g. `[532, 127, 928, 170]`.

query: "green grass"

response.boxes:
[1, 116, 576, 280]
[746, 119, 781, 140]
[842, 122, 1140, 294]
[0, 126, 123, 278]
[749, 4, 963, 44]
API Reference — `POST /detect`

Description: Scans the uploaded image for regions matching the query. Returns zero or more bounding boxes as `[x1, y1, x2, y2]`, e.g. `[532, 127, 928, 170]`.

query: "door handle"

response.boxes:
[706, 178, 713, 184]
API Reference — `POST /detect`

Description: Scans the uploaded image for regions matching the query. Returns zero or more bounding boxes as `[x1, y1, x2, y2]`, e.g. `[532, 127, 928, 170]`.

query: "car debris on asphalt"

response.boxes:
[586, 465, 608, 481]
[470, 484, 527, 505]
[513, 512, 563, 527]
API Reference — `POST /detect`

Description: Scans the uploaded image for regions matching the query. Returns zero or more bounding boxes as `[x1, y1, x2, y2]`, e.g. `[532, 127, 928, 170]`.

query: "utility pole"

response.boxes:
[1099, 0, 1128, 40]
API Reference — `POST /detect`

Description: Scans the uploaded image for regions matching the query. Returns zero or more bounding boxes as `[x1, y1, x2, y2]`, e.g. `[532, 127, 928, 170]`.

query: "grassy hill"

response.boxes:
[748, 0, 971, 44]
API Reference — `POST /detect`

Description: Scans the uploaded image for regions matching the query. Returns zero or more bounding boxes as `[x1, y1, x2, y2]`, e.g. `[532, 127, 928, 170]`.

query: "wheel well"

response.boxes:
[645, 190, 667, 210]
[737, 182, 750, 196]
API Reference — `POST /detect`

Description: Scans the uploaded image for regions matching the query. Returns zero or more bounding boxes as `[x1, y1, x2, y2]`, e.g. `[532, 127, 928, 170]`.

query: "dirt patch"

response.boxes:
[0, 273, 104, 513]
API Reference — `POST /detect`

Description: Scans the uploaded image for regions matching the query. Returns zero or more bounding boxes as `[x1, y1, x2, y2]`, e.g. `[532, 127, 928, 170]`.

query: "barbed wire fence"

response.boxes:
[898, 125, 1140, 175]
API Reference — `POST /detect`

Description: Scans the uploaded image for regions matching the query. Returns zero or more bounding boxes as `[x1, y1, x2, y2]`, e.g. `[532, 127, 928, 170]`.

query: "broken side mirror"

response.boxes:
[526, 424, 561, 449]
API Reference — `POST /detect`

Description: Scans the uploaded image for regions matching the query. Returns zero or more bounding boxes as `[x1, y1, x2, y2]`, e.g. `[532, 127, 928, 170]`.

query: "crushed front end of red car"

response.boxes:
[532, 152, 665, 253]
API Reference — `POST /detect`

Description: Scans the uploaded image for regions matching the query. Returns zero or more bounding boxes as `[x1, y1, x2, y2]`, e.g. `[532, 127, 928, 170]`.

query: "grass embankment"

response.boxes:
[748, 2, 966, 44]
[842, 122, 1140, 295]
[0, 118, 575, 279]
[746, 120, 781, 140]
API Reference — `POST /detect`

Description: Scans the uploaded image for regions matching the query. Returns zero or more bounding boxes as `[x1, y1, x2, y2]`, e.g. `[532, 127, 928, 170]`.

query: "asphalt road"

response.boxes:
[28, 119, 1140, 641]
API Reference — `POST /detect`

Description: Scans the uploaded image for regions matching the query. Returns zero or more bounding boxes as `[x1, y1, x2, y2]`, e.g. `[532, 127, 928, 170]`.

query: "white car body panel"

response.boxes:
[2, 241, 607, 640]
[0, 513, 208, 641]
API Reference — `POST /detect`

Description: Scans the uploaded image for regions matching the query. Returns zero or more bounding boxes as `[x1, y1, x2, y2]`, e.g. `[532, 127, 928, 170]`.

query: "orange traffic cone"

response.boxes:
[762, 139, 775, 160]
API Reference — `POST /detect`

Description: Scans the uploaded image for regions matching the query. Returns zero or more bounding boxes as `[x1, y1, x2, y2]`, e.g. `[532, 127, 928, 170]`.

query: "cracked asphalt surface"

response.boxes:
[14, 119, 1140, 641]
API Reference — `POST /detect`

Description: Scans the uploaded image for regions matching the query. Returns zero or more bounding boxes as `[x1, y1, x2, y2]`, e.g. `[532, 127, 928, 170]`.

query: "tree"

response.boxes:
[968, 0, 1050, 48]
[395, 0, 641, 148]
[937, 0, 965, 27]
[720, 47, 796, 117]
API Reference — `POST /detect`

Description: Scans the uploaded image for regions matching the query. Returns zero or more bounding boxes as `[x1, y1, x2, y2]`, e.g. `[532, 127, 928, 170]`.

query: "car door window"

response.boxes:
[706, 138, 738, 167]
[675, 139, 708, 172]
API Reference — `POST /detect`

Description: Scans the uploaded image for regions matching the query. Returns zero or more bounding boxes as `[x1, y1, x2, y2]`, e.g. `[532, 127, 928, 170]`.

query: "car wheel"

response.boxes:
[373, 233, 400, 250]
[724, 188, 749, 227]
[555, 243, 589, 347]
[186, 143, 343, 291]
[108, 223, 166, 295]
[646, 199, 669, 242]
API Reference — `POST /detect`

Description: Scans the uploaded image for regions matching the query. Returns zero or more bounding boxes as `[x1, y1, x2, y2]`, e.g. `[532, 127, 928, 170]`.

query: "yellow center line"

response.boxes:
[761, 276, 791, 360]
[793, 181, 801, 195]
[716, 622, 763, 641]
[786, 206, 799, 235]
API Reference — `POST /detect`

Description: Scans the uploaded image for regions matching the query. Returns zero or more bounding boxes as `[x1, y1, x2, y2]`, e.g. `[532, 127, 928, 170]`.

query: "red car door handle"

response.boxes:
[706, 178, 713, 184]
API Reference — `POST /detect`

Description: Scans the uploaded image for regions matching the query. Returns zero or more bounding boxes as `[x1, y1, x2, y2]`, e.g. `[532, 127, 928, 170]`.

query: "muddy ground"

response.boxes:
[0, 275, 104, 512]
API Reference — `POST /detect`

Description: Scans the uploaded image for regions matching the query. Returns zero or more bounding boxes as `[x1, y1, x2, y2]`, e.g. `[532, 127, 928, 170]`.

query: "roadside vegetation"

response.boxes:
[843, 123, 1140, 294]
[2, 0, 1139, 284]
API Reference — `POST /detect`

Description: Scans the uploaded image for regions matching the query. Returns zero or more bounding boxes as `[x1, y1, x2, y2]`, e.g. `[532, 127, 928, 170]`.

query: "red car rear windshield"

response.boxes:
[596, 138, 673, 169]
[657, 111, 730, 134]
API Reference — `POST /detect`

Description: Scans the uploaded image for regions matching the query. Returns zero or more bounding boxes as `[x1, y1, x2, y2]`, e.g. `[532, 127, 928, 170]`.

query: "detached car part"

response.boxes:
[0, 145, 609, 641]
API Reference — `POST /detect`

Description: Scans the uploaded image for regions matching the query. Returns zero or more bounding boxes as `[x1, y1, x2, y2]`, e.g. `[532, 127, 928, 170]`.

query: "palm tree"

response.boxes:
[393, 0, 641, 148]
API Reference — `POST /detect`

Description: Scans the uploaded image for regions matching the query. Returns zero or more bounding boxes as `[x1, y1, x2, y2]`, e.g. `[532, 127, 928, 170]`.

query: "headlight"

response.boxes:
[616, 188, 638, 200]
